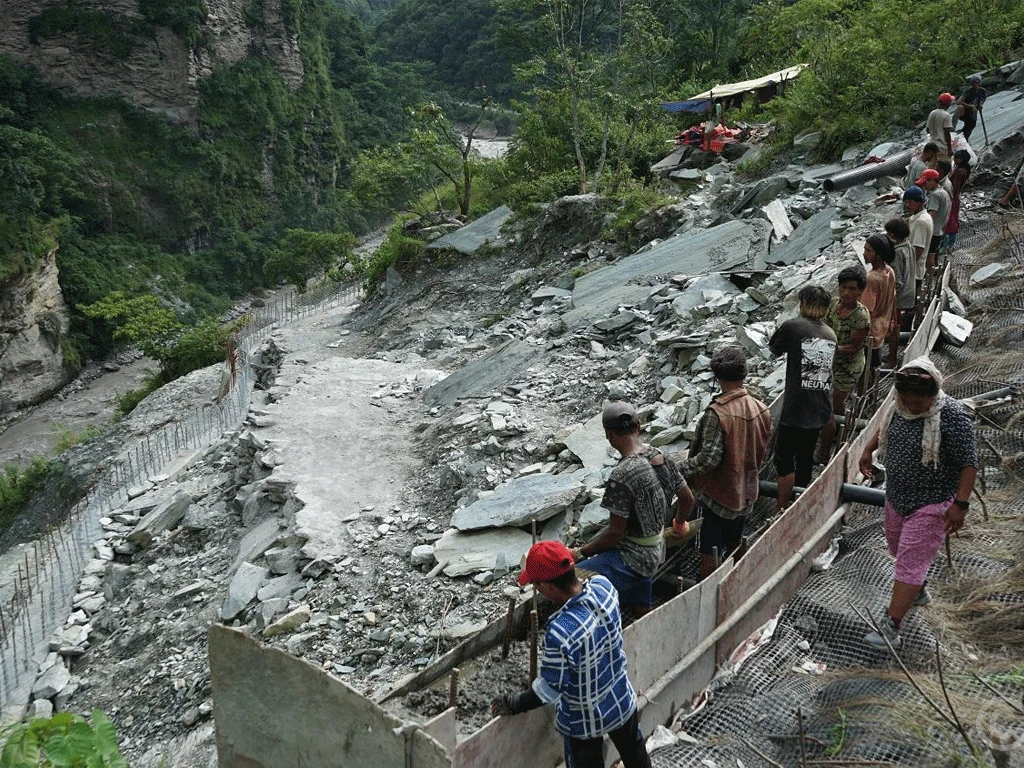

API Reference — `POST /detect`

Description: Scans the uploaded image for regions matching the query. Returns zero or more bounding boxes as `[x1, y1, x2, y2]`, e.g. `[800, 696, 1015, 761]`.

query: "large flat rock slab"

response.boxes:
[563, 220, 755, 327]
[424, 340, 542, 406]
[433, 527, 534, 576]
[427, 206, 513, 255]
[451, 473, 584, 531]
[767, 207, 838, 266]
[563, 413, 616, 470]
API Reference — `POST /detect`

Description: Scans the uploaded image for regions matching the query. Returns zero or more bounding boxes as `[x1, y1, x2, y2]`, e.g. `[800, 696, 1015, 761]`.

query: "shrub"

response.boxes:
[0, 458, 54, 534]
[0, 709, 127, 767]
[116, 372, 164, 417]
[361, 221, 426, 293]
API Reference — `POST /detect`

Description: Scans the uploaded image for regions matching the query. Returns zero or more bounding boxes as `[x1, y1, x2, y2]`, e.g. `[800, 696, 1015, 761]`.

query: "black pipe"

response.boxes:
[822, 149, 914, 193]
[759, 480, 885, 507]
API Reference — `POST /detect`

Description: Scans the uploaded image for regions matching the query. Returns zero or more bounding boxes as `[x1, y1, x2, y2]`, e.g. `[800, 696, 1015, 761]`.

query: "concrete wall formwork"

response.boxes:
[209, 625, 450, 768]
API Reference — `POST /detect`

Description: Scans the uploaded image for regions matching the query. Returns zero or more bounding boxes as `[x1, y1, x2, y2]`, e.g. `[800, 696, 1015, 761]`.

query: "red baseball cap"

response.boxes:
[518, 541, 576, 586]
[938, 92, 955, 106]
[916, 169, 940, 185]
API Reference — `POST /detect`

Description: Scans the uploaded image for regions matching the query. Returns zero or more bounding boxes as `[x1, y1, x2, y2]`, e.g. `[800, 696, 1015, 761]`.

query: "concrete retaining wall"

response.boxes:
[209, 625, 449, 768]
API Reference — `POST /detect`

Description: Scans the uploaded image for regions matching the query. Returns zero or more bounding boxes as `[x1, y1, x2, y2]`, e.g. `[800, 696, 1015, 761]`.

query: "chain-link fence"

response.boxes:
[0, 280, 363, 713]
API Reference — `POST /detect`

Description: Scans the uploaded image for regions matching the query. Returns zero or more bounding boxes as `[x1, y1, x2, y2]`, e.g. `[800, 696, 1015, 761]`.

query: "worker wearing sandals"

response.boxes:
[857, 358, 978, 650]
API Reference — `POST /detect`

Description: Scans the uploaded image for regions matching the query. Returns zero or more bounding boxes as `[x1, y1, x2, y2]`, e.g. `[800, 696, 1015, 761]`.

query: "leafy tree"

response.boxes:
[264, 228, 358, 291]
[80, 292, 181, 362]
[0, 709, 127, 768]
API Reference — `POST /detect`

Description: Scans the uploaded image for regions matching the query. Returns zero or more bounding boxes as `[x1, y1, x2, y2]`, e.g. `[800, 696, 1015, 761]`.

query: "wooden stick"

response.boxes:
[529, 609, 539, 680]
[796, 707, 808, 767]
[971, 672, 1024, 715]
[850, 602, 977, 755]
[934, 643, 969, 746]
[501, 596, 516, 660]
[448, 668, 460, 709]
[945, 535, 954, 571]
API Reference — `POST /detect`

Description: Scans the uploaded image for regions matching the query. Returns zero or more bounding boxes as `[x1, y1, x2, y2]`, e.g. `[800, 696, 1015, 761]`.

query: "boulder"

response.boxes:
[451, 473, 584, 531]
[564, 413, 615, 470]
[220, 563, 268, 621]
[939, 311, 973, 347]
[970, 263, 1008, 286]
[32, 662, 70, 701]
[127, 490, 192, 547]
[263, 605, 312, 637]
[433, 527, 534, 577]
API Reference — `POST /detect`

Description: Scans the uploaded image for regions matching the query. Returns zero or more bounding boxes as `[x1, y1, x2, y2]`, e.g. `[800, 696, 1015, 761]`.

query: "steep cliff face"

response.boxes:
[0, 0, 303, 124]
[0, 249, 71, 413]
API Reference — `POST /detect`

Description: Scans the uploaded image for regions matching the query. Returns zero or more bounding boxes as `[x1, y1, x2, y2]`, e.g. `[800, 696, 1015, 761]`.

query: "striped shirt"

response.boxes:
[531, 575, 637, 738]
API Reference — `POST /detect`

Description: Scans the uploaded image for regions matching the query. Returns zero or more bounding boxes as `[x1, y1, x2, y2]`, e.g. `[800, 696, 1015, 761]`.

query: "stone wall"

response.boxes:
[0, 248, 71, 413]
[0, 0, 303, 124]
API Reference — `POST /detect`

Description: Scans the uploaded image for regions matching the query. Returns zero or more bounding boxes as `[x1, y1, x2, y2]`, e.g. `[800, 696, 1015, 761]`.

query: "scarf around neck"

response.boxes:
[878, 356, 947, 468]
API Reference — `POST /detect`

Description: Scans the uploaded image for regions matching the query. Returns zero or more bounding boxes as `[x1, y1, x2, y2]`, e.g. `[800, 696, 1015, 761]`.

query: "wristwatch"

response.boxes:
[952, 498, 970, 510]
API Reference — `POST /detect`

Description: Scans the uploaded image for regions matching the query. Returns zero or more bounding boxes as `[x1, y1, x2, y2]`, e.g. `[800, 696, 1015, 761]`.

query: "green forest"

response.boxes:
[1, 0, 1022, 385]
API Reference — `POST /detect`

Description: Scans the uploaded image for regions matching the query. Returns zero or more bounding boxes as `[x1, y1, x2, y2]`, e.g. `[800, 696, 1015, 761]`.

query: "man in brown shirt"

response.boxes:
[675, 347, 772, 579]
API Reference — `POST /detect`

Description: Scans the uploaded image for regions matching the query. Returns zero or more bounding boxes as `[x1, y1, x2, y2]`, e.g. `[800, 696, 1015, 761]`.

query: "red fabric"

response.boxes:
[944, 196, 961, 234]
[519, 540, 576, 585]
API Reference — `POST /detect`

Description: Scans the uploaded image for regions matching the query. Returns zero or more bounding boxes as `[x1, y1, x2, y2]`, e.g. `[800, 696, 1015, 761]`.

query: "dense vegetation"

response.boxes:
[2, 0, 1022, 393]
[0, 0, 424, 372]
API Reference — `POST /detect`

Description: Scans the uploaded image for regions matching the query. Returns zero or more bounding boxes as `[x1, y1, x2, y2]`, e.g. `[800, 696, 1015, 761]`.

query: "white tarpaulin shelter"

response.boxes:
[689, 64, 808, 100]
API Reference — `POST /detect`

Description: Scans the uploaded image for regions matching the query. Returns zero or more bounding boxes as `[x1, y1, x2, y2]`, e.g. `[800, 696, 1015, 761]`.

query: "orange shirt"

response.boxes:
[862, 264, 896, 349]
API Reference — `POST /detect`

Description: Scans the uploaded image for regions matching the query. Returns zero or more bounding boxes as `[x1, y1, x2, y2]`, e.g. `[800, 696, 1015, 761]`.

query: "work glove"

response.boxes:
[490, 693, 519, 717]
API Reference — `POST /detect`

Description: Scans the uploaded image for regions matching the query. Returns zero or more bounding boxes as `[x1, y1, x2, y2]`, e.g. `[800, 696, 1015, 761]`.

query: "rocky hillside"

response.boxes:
[0, 247, 71, 410]
[0, 0, 302, 124]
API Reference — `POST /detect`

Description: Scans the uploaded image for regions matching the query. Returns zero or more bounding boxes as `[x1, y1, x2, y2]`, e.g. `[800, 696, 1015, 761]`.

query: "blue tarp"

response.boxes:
[660, 98, 713, 114]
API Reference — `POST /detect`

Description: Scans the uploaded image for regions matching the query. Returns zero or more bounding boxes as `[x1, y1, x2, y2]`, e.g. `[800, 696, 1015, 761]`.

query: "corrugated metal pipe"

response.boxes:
[822, 149, 914, 192]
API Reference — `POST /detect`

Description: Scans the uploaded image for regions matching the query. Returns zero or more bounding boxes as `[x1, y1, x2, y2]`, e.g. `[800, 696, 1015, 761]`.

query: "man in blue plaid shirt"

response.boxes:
[491, 541, 652, 768]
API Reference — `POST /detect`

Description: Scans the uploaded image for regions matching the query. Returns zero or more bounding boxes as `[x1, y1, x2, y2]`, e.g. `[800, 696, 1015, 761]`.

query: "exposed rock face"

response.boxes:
[0, 0, 304, 125]
[0, 248, 71, 413]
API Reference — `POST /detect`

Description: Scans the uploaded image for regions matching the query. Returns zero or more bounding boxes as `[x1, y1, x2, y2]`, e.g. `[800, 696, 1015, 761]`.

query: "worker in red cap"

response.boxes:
[926, 93, 955, 158]
[490, 541, 652, 768]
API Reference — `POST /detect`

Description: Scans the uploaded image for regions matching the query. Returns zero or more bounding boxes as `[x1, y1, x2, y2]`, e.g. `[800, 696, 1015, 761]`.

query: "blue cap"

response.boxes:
[903, 185, 926, 203]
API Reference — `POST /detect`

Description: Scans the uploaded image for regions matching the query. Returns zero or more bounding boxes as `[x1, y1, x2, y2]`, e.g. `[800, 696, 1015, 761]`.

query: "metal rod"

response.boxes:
[448, 668, 459, 709]
[501, 597, 516, 660]
[529, 610, 539, 680]
[759, 481, 885, 507]
[822, 149, 914, 192]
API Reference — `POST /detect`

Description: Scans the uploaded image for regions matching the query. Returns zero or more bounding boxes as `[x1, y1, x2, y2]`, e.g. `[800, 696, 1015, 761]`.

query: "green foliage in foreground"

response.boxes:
[0, 710, 127, 768]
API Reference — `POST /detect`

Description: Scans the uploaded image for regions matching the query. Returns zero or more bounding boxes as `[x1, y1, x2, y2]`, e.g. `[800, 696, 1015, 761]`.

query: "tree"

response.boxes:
[264, 228, 358, 292]
[411, 101, 491, 216]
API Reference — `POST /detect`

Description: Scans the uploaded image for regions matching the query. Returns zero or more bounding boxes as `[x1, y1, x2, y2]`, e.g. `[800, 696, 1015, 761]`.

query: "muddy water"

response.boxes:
[0, 357, 156, 467]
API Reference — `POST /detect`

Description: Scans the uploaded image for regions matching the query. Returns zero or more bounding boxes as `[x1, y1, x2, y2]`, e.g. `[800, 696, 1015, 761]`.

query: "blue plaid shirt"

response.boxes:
[531, 575, 637, 738]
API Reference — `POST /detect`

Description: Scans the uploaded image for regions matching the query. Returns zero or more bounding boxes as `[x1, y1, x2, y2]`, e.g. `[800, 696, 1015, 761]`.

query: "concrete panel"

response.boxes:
[766, 207, 838, 266]
[846, 391, 894, 480]
[716, 450, 847, 663]
[624, 564, 724, 694]
[423, 707, 457, 756]
[209, 625, 444, 768]
[452, 707, 564, 768]
[412, 730, 455, 768]
[424, 340, 543, 406]
[563, 221, 755, 327]
[428, 206, 513, 255]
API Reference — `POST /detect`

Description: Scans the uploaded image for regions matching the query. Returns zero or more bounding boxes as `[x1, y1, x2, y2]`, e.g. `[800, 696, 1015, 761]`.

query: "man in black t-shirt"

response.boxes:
[956, 75, 987, 142]
[768, 285, 837, 513]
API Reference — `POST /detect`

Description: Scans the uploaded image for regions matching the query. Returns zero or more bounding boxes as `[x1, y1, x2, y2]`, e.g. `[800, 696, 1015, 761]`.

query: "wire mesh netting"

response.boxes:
[650, 215, 1024, 767]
